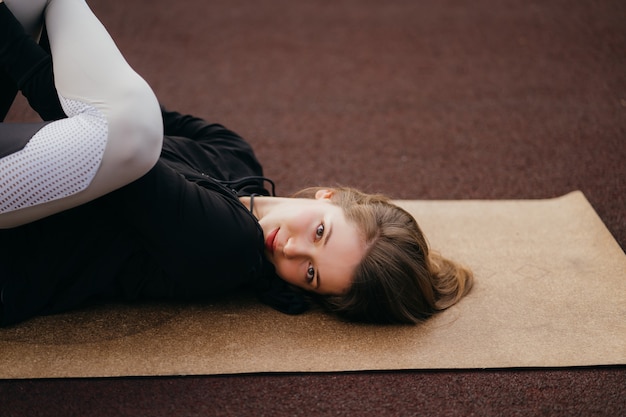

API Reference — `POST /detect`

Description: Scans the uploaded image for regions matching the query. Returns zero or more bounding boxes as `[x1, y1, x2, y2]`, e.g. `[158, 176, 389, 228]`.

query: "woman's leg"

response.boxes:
[0, 0, 163, 228]
[0, 67, 17, 121]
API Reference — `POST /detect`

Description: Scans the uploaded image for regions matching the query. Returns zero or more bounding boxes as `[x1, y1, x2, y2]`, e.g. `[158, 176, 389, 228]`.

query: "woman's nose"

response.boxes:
[283, 237, 309, 259]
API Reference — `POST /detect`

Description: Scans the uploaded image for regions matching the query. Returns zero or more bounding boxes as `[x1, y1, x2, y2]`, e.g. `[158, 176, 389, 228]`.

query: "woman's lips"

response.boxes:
[265, 228, 278, 254]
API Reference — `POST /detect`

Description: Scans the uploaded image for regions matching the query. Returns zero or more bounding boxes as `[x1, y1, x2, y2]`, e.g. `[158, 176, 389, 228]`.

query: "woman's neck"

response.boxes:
[239, 195, 288, 220]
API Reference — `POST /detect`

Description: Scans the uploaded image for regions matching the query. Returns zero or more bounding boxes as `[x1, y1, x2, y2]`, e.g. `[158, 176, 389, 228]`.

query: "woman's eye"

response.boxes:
[306, 265, 315, 283]
[315, 224, 325, 240]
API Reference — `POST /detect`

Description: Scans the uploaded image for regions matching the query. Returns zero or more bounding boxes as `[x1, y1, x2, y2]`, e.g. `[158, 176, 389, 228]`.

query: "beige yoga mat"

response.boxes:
[1, 191, 624, 379]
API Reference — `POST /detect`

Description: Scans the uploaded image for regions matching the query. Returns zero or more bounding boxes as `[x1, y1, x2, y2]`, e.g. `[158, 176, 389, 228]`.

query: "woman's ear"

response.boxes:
[314, 189, 334, 200]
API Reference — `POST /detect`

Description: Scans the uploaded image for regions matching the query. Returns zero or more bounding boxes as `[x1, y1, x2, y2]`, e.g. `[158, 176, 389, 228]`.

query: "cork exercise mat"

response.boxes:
[1, 191, 624, 379]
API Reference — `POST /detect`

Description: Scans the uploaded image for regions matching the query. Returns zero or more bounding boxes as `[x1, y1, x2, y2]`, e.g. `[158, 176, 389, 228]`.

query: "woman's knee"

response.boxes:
[106, 79, 163, 176]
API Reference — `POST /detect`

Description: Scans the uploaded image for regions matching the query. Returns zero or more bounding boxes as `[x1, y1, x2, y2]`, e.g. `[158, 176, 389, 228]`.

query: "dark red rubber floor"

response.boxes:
[2, 0, 624, 415]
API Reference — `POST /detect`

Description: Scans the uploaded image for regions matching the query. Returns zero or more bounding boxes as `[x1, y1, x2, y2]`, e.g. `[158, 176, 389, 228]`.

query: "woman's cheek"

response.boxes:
[274, 261, 302, 288]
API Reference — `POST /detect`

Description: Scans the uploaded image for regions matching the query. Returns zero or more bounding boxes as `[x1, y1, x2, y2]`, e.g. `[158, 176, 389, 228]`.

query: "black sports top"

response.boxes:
[0, 107, 274, 326]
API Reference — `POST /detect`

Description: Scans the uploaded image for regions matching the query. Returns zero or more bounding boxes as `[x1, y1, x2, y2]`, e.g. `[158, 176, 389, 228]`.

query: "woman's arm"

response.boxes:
[161, 105, 240, 142]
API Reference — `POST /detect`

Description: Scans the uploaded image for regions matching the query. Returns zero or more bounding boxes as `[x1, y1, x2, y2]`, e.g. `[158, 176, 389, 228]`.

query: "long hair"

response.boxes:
[292, 187, 473, 324]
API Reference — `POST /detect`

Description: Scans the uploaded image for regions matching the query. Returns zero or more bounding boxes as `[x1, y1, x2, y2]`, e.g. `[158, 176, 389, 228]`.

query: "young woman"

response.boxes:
[0, 0, 473, 327]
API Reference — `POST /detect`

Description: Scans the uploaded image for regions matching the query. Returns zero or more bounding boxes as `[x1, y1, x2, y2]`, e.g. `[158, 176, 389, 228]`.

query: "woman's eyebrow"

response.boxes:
[323, 220, 333, 247]
[316, 221, 333, 289]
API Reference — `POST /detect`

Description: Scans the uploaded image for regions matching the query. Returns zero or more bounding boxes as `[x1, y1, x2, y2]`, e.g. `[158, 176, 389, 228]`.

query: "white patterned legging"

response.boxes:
[0, 0, 163, 228]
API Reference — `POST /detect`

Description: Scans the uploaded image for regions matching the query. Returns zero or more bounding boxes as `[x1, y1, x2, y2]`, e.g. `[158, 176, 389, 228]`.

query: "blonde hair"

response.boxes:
[292, 187, 473, 324]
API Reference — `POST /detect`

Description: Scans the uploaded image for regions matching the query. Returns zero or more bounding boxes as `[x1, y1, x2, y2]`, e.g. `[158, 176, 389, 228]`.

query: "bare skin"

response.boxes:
[240, 190, 367, 295]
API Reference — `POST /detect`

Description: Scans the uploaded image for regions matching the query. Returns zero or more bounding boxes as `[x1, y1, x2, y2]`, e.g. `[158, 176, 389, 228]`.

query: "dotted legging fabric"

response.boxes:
[0, 96, 108, 213]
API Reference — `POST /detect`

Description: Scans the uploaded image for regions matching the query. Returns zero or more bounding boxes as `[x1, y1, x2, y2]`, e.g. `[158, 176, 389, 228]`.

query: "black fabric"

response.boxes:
[0, 67, 17, 121]
[0, 9, 277, 325]
[0, 4, 64, 121]
[0, 105, 275, 326]
[0, 5, 310, 326]
[17, 54, 65, 121]
[0, 121, 50, 158]
[0, 14, 61, 156]
[0, 3, 48, 91]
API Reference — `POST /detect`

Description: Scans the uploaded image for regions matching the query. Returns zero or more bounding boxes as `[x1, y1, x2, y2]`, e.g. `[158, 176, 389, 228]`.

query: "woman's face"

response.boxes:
[258, 192, 366, 295]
